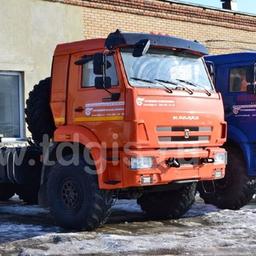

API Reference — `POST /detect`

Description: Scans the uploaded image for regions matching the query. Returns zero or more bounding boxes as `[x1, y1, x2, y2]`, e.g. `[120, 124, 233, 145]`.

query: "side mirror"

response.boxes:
[93, 53, 112, 75]
[247, 83, 256, 94]
[95, 77, 112, 89]
[205, 61, 215, 83]
[93, 53, 104, 75]
[133, 39, 150, 57]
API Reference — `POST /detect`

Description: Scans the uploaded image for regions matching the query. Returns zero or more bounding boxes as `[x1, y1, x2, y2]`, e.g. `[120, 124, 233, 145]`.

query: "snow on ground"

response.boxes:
[0, 196, 256, 255]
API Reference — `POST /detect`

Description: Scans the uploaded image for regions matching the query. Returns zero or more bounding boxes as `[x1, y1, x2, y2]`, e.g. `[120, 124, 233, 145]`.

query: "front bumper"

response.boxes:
[99, 147, 226, 189]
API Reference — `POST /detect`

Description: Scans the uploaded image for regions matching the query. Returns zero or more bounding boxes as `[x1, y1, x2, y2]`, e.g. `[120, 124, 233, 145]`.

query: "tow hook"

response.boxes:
[201, 158, 214, 164]
[166, 158, 180, 168]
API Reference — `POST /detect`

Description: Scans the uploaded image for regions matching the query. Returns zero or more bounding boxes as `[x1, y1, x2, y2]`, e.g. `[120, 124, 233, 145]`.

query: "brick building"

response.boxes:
[75, 0, 256, 54]
[0, 0, 255, 140]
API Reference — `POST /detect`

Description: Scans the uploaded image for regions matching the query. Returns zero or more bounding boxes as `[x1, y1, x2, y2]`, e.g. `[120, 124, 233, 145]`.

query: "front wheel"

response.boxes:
[137, 182, 196, 219]
[46, 155, 113, 230]
[198, 147, 255, 210]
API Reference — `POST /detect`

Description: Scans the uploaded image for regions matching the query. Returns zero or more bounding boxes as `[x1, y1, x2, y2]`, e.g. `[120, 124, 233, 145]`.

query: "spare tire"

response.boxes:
[25, 78, 55, 145]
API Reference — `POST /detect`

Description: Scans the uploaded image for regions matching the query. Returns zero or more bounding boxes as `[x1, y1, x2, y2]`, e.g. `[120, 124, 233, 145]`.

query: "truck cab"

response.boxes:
[201, 52, 256, 209]
[50, 31, 226, 190]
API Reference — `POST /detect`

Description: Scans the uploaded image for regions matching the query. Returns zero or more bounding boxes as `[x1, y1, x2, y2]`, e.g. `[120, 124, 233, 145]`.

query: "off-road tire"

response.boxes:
[137, 182, 196, 219]
[0, 184, 15, 201]
[198, 147, 255, 210]
[46, 155, 113, 230]
[25, 77, 55, 145]
[16, 185, 39, 205]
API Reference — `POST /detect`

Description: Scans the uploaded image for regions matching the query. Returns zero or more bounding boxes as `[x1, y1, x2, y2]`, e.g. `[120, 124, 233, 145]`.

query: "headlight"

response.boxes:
[130, 157, 153, 170]
[214, 152, 227, 165]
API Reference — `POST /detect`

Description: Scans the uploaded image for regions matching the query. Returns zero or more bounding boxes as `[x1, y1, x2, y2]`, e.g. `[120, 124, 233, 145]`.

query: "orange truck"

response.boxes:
[0, 30, 227, 230]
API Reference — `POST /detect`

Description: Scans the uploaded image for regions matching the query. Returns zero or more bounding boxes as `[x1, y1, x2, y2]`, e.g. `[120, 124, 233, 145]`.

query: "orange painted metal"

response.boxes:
[51, 37, 227, 190]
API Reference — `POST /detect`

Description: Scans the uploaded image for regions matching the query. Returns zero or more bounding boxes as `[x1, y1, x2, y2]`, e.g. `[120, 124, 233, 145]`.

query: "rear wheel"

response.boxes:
[198, 147, 255, 210]
[47, 155, 113, 230]
[25, 77, 55, 145]
[0, 184, 15, 201]
[137, 182, 196, 219]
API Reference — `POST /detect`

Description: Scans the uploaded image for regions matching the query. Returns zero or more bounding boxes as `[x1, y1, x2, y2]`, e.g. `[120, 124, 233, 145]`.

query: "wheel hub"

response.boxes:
[61, 180, 80, 209]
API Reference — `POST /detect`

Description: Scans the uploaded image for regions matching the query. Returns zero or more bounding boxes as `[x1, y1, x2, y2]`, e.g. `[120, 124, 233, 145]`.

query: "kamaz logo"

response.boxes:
[184, 129, 190, 139]
[172, 115, 199, 121]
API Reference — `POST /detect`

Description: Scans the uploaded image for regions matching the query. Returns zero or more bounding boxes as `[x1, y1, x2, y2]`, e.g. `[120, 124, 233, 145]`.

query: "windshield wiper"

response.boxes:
[130, 77, 173, 93]
[130, 77, 154, 84]
[154, 79, 177, 93]
[155, 79, 193, 95]
[155, 79, 178, 86]
[176, 79, 212, 96]
[173, 83, 193, 95]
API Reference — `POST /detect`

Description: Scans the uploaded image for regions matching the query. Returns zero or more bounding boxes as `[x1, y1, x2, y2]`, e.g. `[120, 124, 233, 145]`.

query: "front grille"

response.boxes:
[157, 126, 212, 143]
[159, 136, 209, 142]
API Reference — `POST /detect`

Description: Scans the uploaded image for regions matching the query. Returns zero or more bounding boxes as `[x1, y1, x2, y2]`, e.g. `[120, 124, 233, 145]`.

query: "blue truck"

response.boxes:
[199, 52, 256, 210]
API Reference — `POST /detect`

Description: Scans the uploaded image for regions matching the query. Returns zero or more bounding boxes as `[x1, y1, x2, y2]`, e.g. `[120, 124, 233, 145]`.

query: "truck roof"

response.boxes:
[54, 38, 105, 56]
[105, 30, 208, 55]
[54, 30, 208, 56]
[205, 52, 256, 65]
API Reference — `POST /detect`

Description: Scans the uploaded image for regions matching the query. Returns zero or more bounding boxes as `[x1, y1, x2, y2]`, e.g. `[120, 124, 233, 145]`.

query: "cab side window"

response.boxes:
[229, 66, 254, 92]
[81, 55, 118, 88]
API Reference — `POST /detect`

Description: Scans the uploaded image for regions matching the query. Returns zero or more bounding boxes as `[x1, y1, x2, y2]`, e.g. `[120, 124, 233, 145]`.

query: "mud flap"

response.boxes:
[199, 180, 216, 194]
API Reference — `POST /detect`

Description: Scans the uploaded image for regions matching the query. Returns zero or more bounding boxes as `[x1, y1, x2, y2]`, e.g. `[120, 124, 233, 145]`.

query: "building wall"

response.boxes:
[82, 6, 256, 54]
[0, 0, 84, 100]
[59, 0, 256, 54]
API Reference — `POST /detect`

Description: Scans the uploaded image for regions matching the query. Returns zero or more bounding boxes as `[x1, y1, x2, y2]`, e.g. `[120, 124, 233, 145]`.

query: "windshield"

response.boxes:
[120, 48, 213, 92]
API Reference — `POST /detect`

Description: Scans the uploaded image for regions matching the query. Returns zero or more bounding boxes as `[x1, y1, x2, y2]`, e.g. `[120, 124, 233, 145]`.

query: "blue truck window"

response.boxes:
[229, 66, 254, 92]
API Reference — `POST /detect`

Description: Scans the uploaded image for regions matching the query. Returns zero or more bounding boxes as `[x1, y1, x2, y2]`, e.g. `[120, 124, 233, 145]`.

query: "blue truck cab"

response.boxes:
[199, 53, 256, 209]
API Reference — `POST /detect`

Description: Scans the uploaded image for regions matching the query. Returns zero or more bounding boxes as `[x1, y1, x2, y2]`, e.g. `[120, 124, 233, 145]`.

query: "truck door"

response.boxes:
[220, 63, 256, 141]
[67, 51, 125, 146]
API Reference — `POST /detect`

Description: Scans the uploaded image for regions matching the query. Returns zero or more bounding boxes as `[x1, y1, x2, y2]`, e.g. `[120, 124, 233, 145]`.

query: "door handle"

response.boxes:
[75, 106, 84, 112]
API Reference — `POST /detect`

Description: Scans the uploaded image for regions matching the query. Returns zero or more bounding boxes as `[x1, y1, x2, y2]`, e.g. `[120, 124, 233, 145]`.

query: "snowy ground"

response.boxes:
[0, 196, 256, 255]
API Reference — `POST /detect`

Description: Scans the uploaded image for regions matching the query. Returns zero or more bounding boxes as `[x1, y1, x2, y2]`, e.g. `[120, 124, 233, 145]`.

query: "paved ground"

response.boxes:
[0, 196, 256, 255]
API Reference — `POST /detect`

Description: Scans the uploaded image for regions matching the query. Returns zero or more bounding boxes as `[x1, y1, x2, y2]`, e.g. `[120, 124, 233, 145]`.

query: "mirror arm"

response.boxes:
[102, 55, 120, 101]
[103, 93, 121, 102]
[102, 55, 111, 95]
[104, 87, 113, 95]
